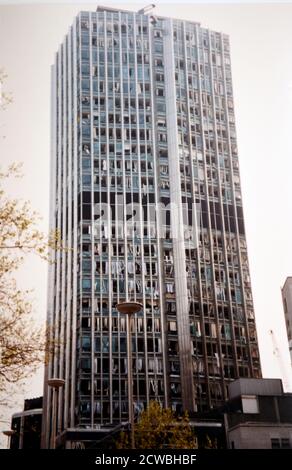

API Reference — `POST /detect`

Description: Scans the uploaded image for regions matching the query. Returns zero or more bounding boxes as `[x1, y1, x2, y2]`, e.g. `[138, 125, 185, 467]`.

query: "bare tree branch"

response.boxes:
[0, 164, 64, 395]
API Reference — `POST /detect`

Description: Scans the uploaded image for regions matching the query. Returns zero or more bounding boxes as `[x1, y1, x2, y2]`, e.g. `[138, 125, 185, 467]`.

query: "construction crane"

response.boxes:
[269, 329, 290, 391]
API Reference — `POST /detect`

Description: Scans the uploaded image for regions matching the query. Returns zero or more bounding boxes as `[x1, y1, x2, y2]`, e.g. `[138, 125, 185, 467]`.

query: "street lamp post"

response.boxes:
[48, 377, 65, 449]
[3, 430, 15, 449]
[116, 301, 143, 449]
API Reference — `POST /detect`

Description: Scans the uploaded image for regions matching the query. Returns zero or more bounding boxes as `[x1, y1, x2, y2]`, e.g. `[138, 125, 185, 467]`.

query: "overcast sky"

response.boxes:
[1, 0, 292, 447]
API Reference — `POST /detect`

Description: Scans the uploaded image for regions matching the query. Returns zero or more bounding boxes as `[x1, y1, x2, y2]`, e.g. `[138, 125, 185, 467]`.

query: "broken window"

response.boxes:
[168, 321, 177, 332]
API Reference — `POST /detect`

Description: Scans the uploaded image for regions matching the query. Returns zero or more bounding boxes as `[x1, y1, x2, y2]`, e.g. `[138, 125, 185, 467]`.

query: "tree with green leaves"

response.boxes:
[116, 400, 198, 449]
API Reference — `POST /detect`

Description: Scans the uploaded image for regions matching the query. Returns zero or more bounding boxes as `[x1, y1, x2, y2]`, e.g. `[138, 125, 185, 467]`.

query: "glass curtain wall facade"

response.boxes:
[42, 7, 261, 447]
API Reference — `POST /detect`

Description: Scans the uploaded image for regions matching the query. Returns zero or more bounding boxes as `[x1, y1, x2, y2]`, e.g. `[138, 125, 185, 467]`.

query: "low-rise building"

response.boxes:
[9, 397, 42, 449]
[225, 378, 292, 449]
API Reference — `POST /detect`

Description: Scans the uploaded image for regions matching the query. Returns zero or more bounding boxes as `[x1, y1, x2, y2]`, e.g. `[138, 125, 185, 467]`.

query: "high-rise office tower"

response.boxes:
[42, 6, 261, 448]
[281, 277, 292, 365]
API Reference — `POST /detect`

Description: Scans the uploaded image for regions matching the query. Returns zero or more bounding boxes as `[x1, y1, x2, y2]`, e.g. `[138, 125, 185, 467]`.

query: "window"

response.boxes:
[80, 379, 90, 394]
[82, 279, 91, 290]
[271, 437, 291, 449]
[271, 438, 280, 449]
[82, 297, 90, 308]
[80, 401, 91, 417]
[81, 20, 89, 30]
[102, 337, 109, 353]
[82, 79, 90, 91]
[156, 88, 164, 97]
[81, 336, 91, 352]
[281, 438, 291, 449]
[81, 49, 89, 61]
[81, 358, 91, 372]
[154, 30, 162, 38]
[241, 396, 259, 414]
[168, 321, 177, 332]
